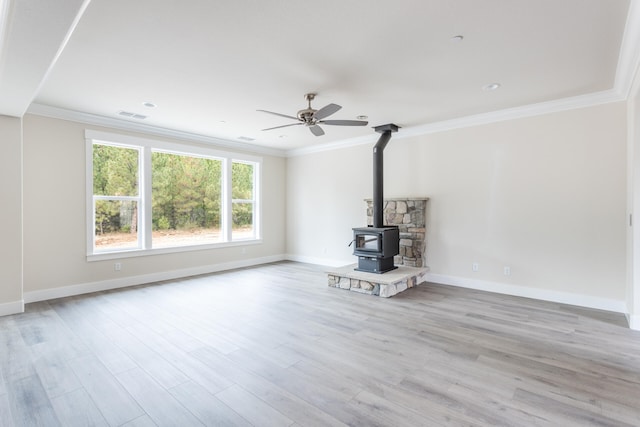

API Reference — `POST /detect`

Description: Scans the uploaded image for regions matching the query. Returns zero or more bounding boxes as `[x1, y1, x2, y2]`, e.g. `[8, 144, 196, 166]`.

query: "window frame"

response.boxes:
[85, 129, 262, 261]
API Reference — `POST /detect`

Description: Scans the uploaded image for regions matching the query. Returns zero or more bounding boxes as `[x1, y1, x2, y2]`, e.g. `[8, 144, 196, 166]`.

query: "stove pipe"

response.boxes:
[372, 124, 399, 228]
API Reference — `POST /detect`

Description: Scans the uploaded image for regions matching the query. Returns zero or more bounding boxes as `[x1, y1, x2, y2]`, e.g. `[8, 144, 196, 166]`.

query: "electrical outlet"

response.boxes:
[504, 266, 511, 276]
[472, 263, 479, 272]
[114, 262, 122, 271]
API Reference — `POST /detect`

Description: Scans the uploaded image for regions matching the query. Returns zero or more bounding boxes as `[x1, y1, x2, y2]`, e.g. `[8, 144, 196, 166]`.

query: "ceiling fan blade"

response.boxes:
[313, 103, 341, 120]
[309, 125, 325, 136]
[319, 119, 369, 126]
[257, 109, 299, 121]
[261, 123, 303, 131]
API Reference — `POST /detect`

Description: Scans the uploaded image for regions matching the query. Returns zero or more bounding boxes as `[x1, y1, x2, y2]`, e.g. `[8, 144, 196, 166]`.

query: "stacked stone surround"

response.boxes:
[365, 197, 428, 267]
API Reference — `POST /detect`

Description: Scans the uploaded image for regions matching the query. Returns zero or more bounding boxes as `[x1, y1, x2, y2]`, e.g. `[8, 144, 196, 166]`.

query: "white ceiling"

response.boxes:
[1, 0, 638, 154]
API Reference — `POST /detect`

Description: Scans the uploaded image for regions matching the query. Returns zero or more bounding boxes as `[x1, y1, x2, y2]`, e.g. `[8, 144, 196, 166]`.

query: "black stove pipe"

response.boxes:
[372, 124, 399, 228]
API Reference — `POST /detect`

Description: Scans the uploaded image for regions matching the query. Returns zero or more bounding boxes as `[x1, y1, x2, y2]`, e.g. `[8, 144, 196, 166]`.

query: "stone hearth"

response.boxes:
[328, 264, 429, 298]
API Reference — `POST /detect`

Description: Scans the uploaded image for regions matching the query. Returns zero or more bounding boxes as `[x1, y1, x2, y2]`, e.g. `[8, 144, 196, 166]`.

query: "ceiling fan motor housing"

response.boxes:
[297, 108, 317, 124]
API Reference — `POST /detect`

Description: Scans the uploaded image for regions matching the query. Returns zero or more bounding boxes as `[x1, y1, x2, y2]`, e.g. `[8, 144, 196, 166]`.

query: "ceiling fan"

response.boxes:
[258, 93, 368, 136]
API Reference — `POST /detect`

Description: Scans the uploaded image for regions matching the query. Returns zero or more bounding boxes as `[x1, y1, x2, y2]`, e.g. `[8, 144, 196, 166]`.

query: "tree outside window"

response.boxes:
[232, 161, 255, 240]
[151, 151, 223, 248]
[92, 144, 140, 250]
[89, 137, 260, 254]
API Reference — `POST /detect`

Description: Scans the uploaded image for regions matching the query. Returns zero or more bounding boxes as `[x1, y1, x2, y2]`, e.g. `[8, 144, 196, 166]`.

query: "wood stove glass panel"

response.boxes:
[355, 233, 381, 253]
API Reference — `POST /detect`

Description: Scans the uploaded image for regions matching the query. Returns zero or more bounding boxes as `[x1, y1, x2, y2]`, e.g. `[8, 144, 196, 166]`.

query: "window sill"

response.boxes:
[87, 239, 262, 262]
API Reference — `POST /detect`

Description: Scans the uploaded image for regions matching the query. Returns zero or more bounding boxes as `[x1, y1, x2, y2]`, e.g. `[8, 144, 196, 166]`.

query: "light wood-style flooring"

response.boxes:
[1, 261, 640, 426]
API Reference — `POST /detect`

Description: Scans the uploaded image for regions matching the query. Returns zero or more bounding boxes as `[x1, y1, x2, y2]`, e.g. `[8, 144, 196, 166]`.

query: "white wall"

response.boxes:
[287, 102, 627, 311]
[21, 114, 287, 300]
[286, 144, 374, 265]
[0, 116, 23, 315]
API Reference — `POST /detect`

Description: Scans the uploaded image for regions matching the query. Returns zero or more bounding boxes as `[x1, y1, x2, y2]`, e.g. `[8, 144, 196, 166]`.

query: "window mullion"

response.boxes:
[94, 195, 139, 201]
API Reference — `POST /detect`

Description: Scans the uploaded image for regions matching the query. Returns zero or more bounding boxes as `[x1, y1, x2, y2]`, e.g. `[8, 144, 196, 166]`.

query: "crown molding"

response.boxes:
[27, 88, 628, 161]
[286, 88, 625, 157]
[26, 103, 287, 157]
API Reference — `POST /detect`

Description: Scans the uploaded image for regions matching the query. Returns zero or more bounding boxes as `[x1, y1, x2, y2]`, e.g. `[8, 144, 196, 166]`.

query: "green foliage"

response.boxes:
[93, 145, 140, 235]
[95, 199, 112, 235]
[94, 144, 256, 237]
[151, 152, 222, 229]
[93, 144, 140, 235]
[232, 203, 253, 229]
[95, 199, 137, 235]
[93, 145, 138, 196]
[156, 216, 170, 230]
[232, 162, 254, 200]
[151, 152, 223, 230]
[231, 162, 254, 230]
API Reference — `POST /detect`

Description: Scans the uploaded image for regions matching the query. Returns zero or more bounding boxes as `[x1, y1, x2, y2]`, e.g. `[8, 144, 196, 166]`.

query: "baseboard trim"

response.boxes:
[629, 314, 640, 331]
[285, 254, 351, 268]
[425, 273, 626, 314]
[20, 257, 630, 319]
[24, 254, 286, 303]
[0, 299, 25, 316]
[284, 256, 627, 314]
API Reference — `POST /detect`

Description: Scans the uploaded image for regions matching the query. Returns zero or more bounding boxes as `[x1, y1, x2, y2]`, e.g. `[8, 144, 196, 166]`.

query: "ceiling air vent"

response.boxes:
[118, 111, 147, 120]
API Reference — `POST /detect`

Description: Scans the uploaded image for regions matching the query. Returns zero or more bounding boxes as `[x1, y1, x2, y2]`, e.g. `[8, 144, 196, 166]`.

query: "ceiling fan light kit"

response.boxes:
[258, 93, 369, 137]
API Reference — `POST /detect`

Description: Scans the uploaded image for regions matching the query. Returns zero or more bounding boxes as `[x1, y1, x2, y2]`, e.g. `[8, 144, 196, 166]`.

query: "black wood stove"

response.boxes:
[352, 124, 400, 273]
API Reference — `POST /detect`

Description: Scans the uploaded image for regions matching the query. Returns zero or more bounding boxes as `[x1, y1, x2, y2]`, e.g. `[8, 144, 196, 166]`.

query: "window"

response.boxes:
[86, 130, 261, 258]
[232, 161, 256, 240]
[92, 144, 141, 251]
[151, 151, 223, 248]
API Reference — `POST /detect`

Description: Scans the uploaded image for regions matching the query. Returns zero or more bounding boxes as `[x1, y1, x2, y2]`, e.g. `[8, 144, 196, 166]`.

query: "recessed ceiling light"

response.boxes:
[450, 35, 464, 42]
[142, 102, 157, 108]
[357, 115, 368, 120]
[483, 83, 501, 91]
[237, 136, 255, 142]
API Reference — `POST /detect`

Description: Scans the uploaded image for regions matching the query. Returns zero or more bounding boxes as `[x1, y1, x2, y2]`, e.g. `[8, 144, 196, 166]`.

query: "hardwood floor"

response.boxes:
[1, 261, 640, 426]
